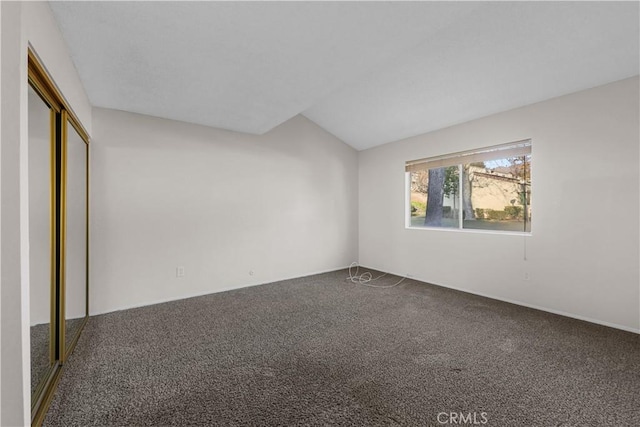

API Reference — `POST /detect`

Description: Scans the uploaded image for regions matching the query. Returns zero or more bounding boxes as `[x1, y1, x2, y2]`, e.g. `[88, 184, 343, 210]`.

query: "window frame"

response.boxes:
[405, 140, 532, 236]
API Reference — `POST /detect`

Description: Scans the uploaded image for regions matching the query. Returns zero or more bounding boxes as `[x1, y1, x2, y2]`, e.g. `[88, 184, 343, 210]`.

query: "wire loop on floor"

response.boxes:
[347, 262, 407, 288]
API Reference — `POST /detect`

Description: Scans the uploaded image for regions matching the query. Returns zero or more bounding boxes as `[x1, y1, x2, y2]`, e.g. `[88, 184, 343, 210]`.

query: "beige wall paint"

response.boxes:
[359, 76, 640, 332]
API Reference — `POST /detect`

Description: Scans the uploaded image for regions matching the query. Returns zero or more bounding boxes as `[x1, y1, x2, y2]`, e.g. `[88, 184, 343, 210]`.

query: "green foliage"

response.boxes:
[504, 205, 523, 219]
[410, 201, 425, 216]
[518, 186, 531, 207]
[485, 209, 508, 221]
[475, 208, 485, 219]
[443, 166, 459, 198]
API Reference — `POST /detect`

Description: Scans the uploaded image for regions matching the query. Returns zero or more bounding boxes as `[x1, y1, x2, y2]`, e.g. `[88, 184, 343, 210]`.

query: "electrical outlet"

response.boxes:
[176, 266, 185, 278]
[523, 272, 530, 281]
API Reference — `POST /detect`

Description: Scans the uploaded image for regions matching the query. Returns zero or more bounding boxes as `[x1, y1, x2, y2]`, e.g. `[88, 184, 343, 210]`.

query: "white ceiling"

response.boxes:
[49, 1, 639, 151]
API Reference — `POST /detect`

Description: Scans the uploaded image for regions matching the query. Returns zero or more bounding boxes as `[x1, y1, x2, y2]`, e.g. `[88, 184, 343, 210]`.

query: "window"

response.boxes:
[407, 140, 531, 233]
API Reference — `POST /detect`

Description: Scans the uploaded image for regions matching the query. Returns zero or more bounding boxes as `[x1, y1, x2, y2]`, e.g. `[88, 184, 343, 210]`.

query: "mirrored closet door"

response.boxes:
[28, 49, 90, 427]
[28, 82, 58, 407]
[62, 115, 89, 360]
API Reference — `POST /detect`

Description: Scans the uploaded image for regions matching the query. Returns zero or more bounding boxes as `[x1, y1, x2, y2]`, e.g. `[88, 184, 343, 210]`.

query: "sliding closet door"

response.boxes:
[62, 116, 89, 358]
[28, 49, 91, 426]
[28, 84, 58, 408]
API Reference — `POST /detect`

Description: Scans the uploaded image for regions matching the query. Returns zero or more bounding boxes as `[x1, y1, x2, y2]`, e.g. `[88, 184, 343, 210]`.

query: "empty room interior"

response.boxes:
[1, 1, 639, 426]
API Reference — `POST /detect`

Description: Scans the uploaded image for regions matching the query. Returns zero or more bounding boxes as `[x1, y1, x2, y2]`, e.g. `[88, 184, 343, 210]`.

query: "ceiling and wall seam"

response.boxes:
[49, 2, 639, 150]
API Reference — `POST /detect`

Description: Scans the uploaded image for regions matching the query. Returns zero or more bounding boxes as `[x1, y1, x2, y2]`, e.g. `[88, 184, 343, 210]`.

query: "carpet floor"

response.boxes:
[31, 318, 87, 396]
[43, 269, 640, 426]
[31, 323, 51, 395]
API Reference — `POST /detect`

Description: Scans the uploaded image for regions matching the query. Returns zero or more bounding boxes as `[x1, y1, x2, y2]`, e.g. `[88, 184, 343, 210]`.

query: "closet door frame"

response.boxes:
[28, 47, 90, 427]
[59, 110, 90, 363]
[27, 73, 61, 423]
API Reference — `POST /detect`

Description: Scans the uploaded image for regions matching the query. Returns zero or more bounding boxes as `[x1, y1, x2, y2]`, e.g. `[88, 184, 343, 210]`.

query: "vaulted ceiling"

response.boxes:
[50, 1, 639, 150]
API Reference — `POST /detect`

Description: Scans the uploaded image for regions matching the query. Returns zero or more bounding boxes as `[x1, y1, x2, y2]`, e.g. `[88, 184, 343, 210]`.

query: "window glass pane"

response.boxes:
[462, 155, 531, 232]
[410, 166, 460, 228]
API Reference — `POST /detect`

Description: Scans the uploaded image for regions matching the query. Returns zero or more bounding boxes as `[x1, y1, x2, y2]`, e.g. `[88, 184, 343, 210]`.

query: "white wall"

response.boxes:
[1, 2, 92, 425]
[22, 1, 92, 134]
[0, 7, 636, 427]
[1, 3, 30, 424]
[359, 76, 640, 332]
[0, 5, 3, 424]
[90, 108, 358, 315]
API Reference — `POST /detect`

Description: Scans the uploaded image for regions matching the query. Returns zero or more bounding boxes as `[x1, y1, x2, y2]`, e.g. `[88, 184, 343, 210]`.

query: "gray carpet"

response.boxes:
[31, 318, 85, 396]
[65, 317, 85, 353]
[31, 323, 51, 395]
[44, 269, 640, 426]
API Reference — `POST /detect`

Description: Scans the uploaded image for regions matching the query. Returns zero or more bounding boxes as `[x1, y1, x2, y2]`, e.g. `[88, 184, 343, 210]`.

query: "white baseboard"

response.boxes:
[89, 265, 351, 317]
[367, 265, 640, 334]
[90, 264, 639, 335]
